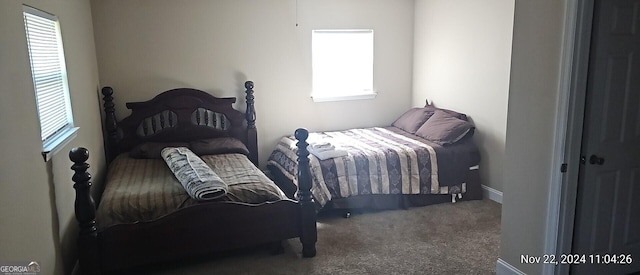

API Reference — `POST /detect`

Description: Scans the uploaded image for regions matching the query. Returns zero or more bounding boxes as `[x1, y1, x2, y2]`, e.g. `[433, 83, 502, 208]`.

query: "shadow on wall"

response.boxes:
[234, 71, 249, 112]
[108, 77, 228, 118]
[471, 120, 506, 192]
[46, 161, 65, 274]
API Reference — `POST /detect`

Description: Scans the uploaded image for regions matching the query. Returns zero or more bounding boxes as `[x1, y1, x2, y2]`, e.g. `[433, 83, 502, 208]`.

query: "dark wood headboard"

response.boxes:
[101, 81, 258, 165]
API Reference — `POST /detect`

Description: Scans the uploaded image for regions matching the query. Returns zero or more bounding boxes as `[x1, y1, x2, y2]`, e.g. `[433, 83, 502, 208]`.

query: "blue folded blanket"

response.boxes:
[161, 147, 227, 201]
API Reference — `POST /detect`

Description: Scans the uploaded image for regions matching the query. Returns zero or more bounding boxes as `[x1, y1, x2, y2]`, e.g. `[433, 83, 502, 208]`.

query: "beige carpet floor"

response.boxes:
[132, 199, 501, 275]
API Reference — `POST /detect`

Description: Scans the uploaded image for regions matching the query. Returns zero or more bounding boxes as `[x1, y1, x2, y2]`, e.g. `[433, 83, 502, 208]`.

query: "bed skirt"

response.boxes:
[267, 165, 482, 211]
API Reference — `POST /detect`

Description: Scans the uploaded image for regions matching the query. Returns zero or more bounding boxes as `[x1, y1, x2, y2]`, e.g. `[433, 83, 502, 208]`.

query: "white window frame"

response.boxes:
[23, 6, 78, 161]
[311, 29, 376, 102]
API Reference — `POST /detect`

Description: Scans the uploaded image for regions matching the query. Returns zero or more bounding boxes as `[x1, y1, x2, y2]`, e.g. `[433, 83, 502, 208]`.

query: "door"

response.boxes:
[571, 0, 640, 274]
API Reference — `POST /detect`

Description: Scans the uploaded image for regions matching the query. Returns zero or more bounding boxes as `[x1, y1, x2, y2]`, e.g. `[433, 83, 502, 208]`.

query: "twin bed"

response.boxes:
[70, 81, 482, 274]
[267, 104, 482, 211]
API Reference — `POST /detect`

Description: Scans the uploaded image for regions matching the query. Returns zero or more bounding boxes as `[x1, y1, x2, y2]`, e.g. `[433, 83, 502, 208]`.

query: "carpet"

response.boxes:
[137, 199, 501, 275]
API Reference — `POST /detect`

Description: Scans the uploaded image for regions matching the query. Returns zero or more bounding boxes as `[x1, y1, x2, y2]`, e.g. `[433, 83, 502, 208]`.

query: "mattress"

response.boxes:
[267, 126, 480, 208]
[96, 153, 287, 229]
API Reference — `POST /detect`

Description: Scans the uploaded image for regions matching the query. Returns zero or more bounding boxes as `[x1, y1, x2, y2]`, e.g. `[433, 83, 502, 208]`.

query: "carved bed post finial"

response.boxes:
[70, 148, 101, 274]
[245, 81, 258, 165]
[102, 87, 119, 163]
[294, 128, 317, 257]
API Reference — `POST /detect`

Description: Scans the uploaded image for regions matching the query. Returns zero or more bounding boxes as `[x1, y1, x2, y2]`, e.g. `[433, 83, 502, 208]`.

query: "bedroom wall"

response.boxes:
[0, 0, 104, 274]
[90, 0, 415, 167]
[498, 0, 568, 274]
[412, 0, 514, 194]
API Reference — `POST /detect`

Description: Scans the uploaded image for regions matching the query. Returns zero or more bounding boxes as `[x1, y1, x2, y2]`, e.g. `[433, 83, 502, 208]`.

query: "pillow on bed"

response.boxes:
[415, 110, 475, 145]
[190, 137, 250, 156]
[161, 147, 228, 201]
[391, 107, 435, 134]
[425, 104, 468, 121]
[130, 142, 190, 159]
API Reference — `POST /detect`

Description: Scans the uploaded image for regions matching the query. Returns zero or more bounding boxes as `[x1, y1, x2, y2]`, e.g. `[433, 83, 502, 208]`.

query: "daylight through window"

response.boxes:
[312, 29, 375, 102]
[23, 6, 77, 160]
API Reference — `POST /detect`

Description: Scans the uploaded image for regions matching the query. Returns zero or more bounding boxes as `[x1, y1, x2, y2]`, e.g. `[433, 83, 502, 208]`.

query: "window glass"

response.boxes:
[312, 29, 375, 102]
[23, 6, 77, 160]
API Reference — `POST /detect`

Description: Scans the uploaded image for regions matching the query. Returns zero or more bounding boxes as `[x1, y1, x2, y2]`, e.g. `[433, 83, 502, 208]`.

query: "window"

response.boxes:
[23, 6, 77, 161]
[311, 29, 375, 102]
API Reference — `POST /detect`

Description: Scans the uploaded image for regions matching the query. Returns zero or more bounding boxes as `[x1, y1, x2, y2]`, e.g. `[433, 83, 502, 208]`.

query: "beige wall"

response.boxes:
[0, 0, 104, 274]
[499, 0, 568, 273]
[412, 0, 514, 192]
[0, 1, 570, 274]
[90, 0, 415, 167]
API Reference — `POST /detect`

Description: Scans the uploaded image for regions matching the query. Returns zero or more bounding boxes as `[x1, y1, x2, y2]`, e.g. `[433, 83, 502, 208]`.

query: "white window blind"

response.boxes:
[312, 29, 375, 102]
[23, 6, 76, 157]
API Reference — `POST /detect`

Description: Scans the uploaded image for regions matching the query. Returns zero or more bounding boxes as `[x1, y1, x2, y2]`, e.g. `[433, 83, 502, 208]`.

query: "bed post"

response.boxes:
[102, 87, 119, 163]
[70, 147, 100, 274]
[294, 128, 317, 257]
[245, 81, 258, 165]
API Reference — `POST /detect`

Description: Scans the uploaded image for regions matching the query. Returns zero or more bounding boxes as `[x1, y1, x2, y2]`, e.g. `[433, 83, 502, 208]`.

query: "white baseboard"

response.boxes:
[482, 184, 503, 204]
[496, 258, 526, 275]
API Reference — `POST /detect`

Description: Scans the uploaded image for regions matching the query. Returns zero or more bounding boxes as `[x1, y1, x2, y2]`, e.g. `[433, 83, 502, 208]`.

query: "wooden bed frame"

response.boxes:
[70, 81, 317, 274]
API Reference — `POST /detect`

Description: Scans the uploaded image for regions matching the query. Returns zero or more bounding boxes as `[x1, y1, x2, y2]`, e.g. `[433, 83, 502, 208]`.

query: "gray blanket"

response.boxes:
[161, 147, 227, 200]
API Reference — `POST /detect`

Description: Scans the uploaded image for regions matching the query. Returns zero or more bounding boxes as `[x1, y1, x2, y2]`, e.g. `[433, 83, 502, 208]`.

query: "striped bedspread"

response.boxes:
[267, 127, 479, 208]
[96, 153, 287, 229]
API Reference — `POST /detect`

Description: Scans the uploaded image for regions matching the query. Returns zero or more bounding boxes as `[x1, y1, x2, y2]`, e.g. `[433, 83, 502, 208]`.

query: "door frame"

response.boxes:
[548, 0, 595, 274]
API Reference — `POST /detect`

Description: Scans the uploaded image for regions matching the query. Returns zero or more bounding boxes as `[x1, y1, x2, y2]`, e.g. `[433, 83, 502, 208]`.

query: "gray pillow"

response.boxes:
[415, 110, 474, 145]
[391, 107, 434, 134]
[129, 142, 190, 159]
[190, 137, 249, 156]
[425, 105, 468, 121]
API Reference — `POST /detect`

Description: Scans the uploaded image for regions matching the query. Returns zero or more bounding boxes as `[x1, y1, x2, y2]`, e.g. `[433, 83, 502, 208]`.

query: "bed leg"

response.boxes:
[344, 211, 351, 218]
[70, 148, 101, 274]
[300, 201, 317, 258]
[295, 128, 317, 258]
